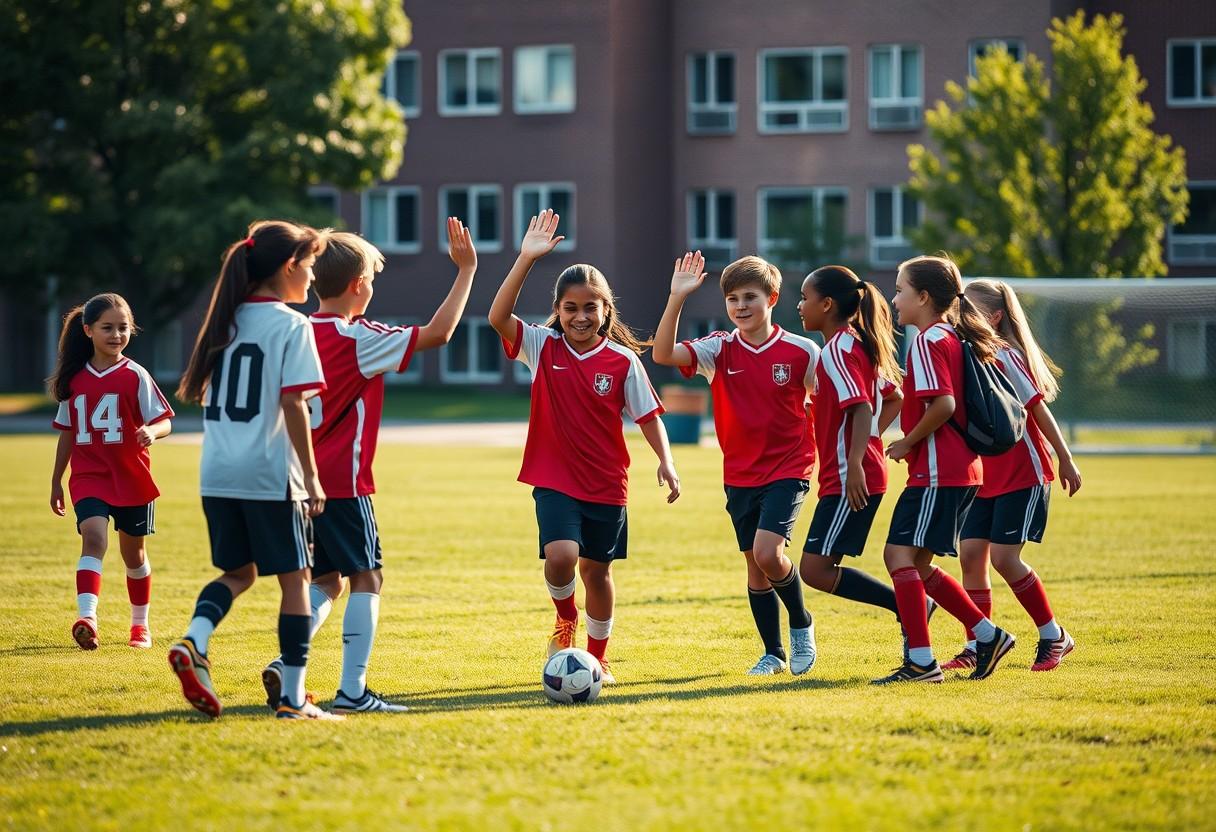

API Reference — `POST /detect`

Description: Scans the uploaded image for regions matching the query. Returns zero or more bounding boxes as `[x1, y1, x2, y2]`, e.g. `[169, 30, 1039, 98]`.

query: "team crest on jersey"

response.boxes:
[772, 364, 791, 385]
[593, 373, 613, 396]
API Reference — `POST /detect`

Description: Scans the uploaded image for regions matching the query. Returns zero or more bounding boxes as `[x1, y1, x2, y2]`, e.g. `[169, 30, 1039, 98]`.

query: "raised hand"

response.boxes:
[447, 217, 477, 271]
[520, 209, 565, 261]
[670, 251, 707, 298]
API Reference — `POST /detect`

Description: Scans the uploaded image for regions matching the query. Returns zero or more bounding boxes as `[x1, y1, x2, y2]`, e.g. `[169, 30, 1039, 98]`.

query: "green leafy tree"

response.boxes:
[0, 0, 409, 340]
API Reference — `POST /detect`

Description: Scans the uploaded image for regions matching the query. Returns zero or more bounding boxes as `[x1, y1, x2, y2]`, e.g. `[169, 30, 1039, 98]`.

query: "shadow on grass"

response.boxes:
[0, 705, 269, 738]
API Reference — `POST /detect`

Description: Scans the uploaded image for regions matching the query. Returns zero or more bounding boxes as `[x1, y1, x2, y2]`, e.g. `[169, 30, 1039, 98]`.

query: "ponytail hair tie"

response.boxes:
[957, 292, 966, 301]
[242, 237, 256, 250]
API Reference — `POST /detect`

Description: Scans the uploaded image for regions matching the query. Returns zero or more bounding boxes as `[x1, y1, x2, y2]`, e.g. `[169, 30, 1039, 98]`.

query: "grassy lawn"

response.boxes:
[0, 437, 1213, 830]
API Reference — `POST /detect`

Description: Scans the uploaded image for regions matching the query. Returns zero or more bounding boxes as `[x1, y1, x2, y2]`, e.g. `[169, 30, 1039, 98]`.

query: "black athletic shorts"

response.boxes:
[74, 497, 155, 537]
[886, 485, 979, 557]
[961, 484, 1050, 545]
[533, 487, 627, 563]
[723, 478, 810, 552]
[202, 497, 312, 576]
[803, 492, 884, 557]
[312, 496, 383, 578]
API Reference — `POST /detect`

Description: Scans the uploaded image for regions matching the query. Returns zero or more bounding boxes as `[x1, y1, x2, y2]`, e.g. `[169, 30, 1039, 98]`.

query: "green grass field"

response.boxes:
[0, 435, 1214, 830]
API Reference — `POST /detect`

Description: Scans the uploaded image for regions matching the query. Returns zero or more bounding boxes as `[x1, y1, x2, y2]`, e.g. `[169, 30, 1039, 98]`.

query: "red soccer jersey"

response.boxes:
[52, 358, 174, 506]
[309, 314, 418, 498]
[504, 319, 664, 505]
[813, 328, 892, 497]
[979, 347, 1054, 497]
[680, 326, 820, 488]
[900, 323, 982, 488]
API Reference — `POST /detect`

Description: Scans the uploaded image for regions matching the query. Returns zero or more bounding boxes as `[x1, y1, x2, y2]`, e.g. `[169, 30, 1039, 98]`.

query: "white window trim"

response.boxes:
[868, 44, 923, 131]
[757, 47, 849, 135]
[376, 317, 424, 384]
[308, 185, 340, 216]
[968, 38, 1025, 77]
[439, 184, 503, 253]
[440, 318, 504, 384]
[361, 186, 421, 255]
[514, 182, 576, 251]
[687, 189, 738, 264]
[1167, 39, 1216, 107]
[513, 44, 576, 114]
[868, 186, 917, 267]
[1166, 318, 1213, 378]
[385, 50, 421, 117]
[687, 50, 737, 134]
[757, 186, 849, 260]
[438, 47, 502, 117]
[1169, 180, 1216, 265]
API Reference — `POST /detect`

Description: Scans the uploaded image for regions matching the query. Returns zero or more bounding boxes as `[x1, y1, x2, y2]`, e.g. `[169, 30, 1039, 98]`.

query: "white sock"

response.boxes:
[1038, 618, 1062, 640]
[309, 584, 335, 637]
[908, 646, 934, 666]
[76, 556, 103, 619]
[339, 593, 380, 697]
[545, 575, 576, 600]
[965, 639, 977, 652]
[185, 617, 217, 655]
[585, 614, 613, 640]
[281, 664, 307, 708]
[972, 618, 996, 643]
[126, 561, 151, 627]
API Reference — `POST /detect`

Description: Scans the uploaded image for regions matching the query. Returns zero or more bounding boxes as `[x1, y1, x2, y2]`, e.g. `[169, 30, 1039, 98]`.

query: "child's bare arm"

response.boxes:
[135, 419, 172, 447]
[280, 391, 325, 517]
[639, 417, 680, 503]
[50, 430, 71, 515]
[887, 395, 954, 461]
[417, 218, 478, 351]
[1030, 399, 1082, 496]
[653, 252, 705, 368]
[878, 386, 903, 434]
[488, 209, 563, 345]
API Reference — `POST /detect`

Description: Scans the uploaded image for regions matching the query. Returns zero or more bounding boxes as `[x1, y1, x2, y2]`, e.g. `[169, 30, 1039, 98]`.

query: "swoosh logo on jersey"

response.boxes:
[727, 368, 743, 375]
[552, 365, 568, 370]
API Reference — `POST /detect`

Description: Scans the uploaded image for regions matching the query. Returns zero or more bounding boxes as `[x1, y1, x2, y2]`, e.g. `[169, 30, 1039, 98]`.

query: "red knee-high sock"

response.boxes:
[891, 567, 930, 649]
[963, 588, 991, 642]
[1009, 570, 1054, 627]
[552, 594, 577, 621]
[922, 567, 984, 630]
[587, 636, 608, 661]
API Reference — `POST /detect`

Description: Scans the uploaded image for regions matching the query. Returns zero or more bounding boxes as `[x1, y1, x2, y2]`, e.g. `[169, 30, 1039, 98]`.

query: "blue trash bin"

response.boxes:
[660, 386, 707, 445]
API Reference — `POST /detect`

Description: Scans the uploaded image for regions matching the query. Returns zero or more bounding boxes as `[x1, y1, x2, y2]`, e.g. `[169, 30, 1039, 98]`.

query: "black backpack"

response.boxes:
[948, 341, 1027, 456]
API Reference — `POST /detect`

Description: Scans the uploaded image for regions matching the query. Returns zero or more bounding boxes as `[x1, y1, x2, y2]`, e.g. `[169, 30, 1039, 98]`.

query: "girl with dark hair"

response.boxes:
[488, 209, 680, 684]
[49, 293, 174, 651]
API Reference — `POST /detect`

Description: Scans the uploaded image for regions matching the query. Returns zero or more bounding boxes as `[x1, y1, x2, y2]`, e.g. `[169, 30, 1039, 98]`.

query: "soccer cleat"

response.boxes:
[969, 627, 1017, 680]
[72, 617, 99, 651]
[168, 637, 222, 718]
[870, 659, 945, 685]
[275, 700, 345, 721]
[746, 654, 787, 675]
[597, 659, 616, 685]
[332, 687, 410, 713]
[900, 597, 939, 663]
[789, 625, 817, 676]
[546, 614, 578, 657]
[261, 660, 284, 712]
[1031, 628, 1075, 672]
[128, 624, 152, 649]
[941, 647, 978, 671]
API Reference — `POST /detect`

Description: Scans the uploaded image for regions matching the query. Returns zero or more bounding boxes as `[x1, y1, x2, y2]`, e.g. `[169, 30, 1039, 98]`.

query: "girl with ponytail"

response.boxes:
[48, 293, 174, 652]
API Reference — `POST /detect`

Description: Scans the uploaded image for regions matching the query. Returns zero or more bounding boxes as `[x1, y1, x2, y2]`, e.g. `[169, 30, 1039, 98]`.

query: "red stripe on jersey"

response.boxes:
[979, 348, 1054, 497]
[899, 325, 981, 487]
[813, 330, 888, 497]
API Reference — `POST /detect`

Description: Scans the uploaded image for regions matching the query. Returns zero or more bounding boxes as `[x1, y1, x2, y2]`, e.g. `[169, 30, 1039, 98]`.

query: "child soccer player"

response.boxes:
[488, 209, 680, 684]
[654, 253, 820, 676]
[261, 219, 478, 713]
[48, 293, 173, 650]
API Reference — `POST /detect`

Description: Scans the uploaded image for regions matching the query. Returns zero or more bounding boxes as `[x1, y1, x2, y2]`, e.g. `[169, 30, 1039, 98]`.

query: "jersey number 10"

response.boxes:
[204, 343, 265, 423]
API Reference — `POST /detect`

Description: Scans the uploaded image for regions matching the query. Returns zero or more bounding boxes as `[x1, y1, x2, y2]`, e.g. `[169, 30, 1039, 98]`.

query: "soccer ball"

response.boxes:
[542, 648, 603, 704]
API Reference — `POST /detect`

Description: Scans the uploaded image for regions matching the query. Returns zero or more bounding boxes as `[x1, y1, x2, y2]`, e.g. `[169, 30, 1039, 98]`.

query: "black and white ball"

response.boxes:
[542, 648, 603, 704]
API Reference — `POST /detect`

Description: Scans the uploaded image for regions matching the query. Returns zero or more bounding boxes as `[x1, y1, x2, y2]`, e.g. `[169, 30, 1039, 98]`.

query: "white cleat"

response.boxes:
[331, 687, 410, 713]
[746, 654, 787, 675]
[789, 624, 817, 675]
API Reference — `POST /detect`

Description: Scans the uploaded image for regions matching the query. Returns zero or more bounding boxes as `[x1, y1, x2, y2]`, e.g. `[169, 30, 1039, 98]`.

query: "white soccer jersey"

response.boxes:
[199, 297, 326, 500]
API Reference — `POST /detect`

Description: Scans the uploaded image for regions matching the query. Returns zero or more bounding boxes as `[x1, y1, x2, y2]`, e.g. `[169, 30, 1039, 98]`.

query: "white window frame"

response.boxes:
[1169, 181, 1216, 265]
[440, 318, 504, 384]
[758, 47, 849, 134]
[757, 186, 849, 261]
[439, 184, 503, 253]
[514, 183, 576, 251]
[1167, 39, 1216, 107]
[687, 189, 737, 267]
[868, 186, 918, 267]
[361, 186, 421, 255]
[687, 51, 737, 134]
[384, 50, 421, 117]
[868, 44, 922, 130]
[968, 38, 1025, 77]
[438, 47, 502, 117]
[376, 317, 424, 384]
[308, 185, 340, 218]
[513, 44, 576, 114]
[1167, 318, 1214, 379]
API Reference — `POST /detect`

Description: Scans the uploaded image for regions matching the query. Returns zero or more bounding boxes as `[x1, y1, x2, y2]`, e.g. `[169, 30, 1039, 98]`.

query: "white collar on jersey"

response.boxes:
[85, 357, 129, 378]
[561, 333, 609, 361]
[732, 325, 783, 355]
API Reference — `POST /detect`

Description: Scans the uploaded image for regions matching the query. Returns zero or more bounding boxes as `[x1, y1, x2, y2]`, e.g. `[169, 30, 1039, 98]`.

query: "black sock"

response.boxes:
[278, 613, 311, 667]
[770, 566, 812, 629]
[747, 588, 785, 660]
[192, 581, 234, 626]
[835, 567, 900, 617]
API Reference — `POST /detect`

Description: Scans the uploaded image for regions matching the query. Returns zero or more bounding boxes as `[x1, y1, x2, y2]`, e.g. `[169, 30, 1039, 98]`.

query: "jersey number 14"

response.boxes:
[204, 343, 265, 423]
[73, 393, 123, 444]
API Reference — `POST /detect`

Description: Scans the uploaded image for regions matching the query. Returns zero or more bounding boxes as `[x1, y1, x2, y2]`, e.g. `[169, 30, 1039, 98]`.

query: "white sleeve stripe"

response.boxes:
[830, 339, 862, 400]
[910, 334, 934, 391]
[822, 344, 856, 402]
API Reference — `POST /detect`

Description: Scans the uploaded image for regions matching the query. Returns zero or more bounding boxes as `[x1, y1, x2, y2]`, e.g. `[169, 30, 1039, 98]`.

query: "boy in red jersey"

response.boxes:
[261, 220, 477, 713]
[654, 253, 820, 676]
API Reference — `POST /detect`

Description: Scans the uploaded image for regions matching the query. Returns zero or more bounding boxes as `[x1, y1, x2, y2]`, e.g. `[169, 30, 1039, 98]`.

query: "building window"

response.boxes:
[1168, 40, 1216, 106]
[688, 51, 736, 134]
[439, 48, 501, 116]
[376, 318, 424, 384]
[441, 319, 503, 384]
[440, 185, 502, 252]
[1167, 319, 1215, 379]
[758, 48, 848, 133]
[1169, 182, 1216, 265]
[514, 45, 575, 113]
[688, 189, 737, 269]
[869, 186, 920, 267]
[382, 50, 420, 116]
[362, 186, 421, 254]
[308, 186, 340, 219]
[968, 38, 1024, 77]
[869, 45, 922, 130]
[758, 187, 848, 265]
[514, 183, 575, 250]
